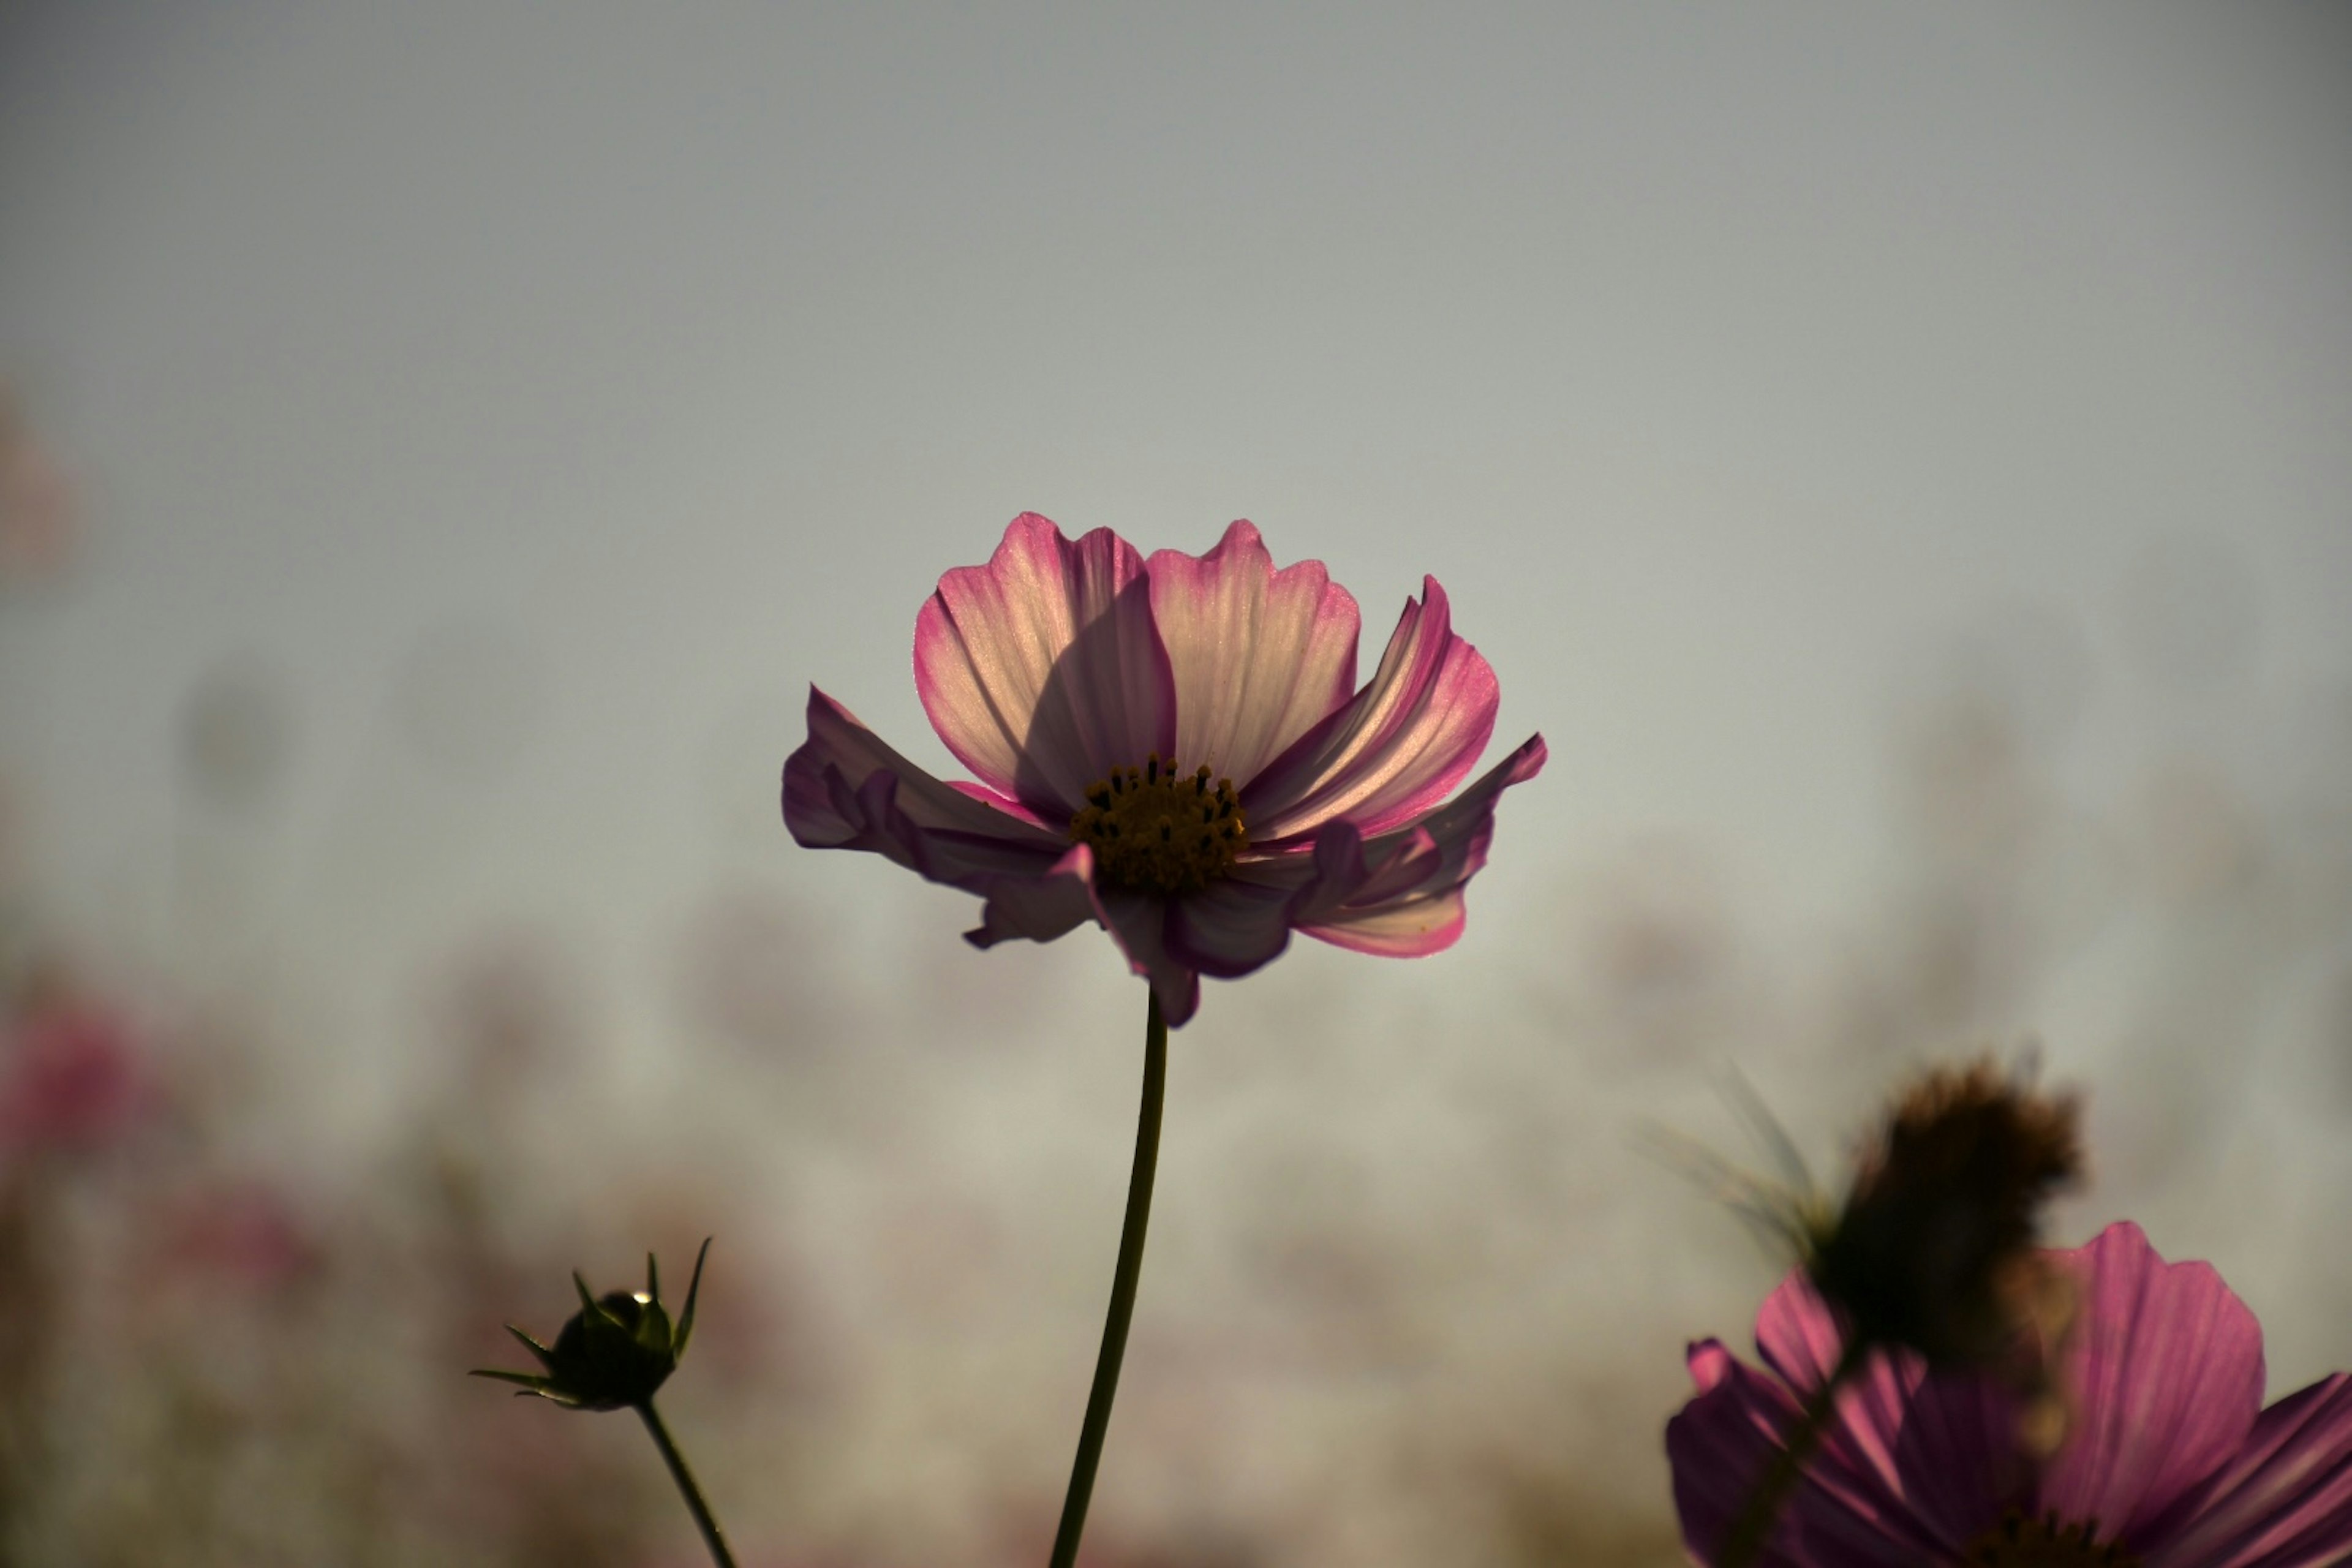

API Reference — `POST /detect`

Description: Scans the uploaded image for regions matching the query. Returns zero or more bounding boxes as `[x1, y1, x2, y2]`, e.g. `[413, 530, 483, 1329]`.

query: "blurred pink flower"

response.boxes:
[155, 1179, 320, 1295]
[784, 515, 1544, 1025]
[0, 388, 77, 585]
[1668, 1221, 2352, 1567]
[0, 985, 149, 1155]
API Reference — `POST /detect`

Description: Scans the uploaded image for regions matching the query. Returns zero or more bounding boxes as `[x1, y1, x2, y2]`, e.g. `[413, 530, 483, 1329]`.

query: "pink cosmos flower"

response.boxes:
[1668, 1221, 2352, 1567]
[0, 988, 150, 1156]
[783, 514, 1545, 1026]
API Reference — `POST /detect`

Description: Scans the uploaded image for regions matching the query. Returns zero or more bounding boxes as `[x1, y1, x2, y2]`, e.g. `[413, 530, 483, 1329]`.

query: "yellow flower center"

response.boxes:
[1068, 754, 1247, 895]
[1963, 1510, 2141, 1568]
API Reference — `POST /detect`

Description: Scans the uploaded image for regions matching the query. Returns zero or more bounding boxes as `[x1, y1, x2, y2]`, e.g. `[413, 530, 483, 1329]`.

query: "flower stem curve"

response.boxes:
[1717, 1336, 1869, 1568]
[1049, 987, 1168, 1568]
[635, 1398, 739, 1568]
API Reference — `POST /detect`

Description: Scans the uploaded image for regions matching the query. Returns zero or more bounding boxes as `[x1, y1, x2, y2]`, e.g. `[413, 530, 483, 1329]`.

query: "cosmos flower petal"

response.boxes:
[1289, 734, 1546, 957]
[914, 514, 1177, 818]
[1088, 884, 1202, 1027]
[1751, 1270, 2019, 1551]
[1159, 859, 1318, 979]
[783, 687, 1069, 886]
[1667, 1338, 1947, 1568]
[2039, 1221, 2267, 1539]
[965, 845, 1101, 949]
[2143, 1373, 2352, 1568]
[1241, 576, 1499, 844]
[1147, 520, 1362, 786]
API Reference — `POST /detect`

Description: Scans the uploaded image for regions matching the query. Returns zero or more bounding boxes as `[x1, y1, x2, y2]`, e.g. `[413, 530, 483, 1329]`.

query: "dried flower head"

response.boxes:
[1807, 1058, 2082, 1370]
[473, 1240, 709, 1411]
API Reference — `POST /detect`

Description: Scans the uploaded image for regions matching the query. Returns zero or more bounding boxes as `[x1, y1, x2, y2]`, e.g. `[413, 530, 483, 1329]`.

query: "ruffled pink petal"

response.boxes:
[1088, 885, 1202, 1027]
[1145, 521, 1361, 787]
[964, 844, 1100, 948]
[2141, 1374, 2352, 1568]
[914, 514, 1177, 820]
[1161, 858, 1319, 979]
[784, 688, 1103, 949]
[1240, 576, 1500, 845]
[1667, 1336, 1951, 1567]
[1289, 733, 1545, 957]
[2038, 1221, 2267, 1542]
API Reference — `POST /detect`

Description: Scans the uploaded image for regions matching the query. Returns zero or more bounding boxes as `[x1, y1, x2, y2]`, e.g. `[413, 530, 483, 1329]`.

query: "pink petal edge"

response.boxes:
[913, 514, 1177, 821]
[1145, 520, 1362, 789]
[1242, 576, 1502, 845]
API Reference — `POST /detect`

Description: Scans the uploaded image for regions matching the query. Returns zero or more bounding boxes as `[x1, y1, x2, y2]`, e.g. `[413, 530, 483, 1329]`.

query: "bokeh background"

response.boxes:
[2, 3, 2348, 1563]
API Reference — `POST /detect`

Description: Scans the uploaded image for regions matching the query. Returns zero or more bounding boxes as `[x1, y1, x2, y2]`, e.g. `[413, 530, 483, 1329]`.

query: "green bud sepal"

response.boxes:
[472, 1237, 710, 1411]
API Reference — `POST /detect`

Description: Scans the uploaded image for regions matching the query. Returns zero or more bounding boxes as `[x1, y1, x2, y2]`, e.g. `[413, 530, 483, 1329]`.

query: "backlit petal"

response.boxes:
[1753, 1270, 2019, 1551]
[784, 686, 1068, 883]
[2142, 1374, 2352, 1567]
[1289, 734, 1545, 956]
[2038, 1222, 2266, 1540]
[1242, 577, 1499, 843]
[1667, 1337, 1950, 1567]
[914, 514, 1177, 818]
[1147, 520, 1360, 786]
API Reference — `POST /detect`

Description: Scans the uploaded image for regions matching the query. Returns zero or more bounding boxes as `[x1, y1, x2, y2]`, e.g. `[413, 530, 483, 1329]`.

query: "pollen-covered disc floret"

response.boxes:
[1964, 1509, 2141, 1567]
[1068, 754, 1247, 895]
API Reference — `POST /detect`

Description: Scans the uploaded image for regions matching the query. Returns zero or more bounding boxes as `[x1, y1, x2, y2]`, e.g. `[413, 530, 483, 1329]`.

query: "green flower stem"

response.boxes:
[1049, 987, 1169, 1568]
[635, 1398, 739, 1568]
[1717, 1336, 1869, 1568]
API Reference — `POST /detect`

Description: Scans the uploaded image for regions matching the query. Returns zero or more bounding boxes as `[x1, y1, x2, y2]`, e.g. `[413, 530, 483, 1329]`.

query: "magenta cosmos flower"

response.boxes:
[782, 514, 1545, 1026]
[1668, 1221, 2352, 1567]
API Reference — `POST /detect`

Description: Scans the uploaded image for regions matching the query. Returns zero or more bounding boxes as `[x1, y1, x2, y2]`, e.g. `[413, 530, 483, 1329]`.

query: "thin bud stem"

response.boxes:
[635, 1398, 739, 1568]
[1717, 1336, 1869, 1568]
[1048, 987, 1168, 1568]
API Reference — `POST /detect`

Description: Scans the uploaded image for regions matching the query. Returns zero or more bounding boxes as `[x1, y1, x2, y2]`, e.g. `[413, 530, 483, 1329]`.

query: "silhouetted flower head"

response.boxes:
[475, 1240, 709, 1411]
[1668, 1222, 2352, 1567]
[1807, 1058, 2082, 1370]
[783, 515, 1545, 1025]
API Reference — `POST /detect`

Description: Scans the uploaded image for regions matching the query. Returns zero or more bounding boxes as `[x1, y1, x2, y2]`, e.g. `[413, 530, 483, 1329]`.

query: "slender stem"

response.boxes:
[1716, 1336, 1869, 1568]
[635, 1398, 739, 1568]
[1049, 987, 1169, 1568]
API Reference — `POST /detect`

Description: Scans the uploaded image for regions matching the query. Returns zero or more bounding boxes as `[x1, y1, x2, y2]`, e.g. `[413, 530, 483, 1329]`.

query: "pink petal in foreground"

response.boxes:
[2040, 1222, 2267, 1542]
[1289, 733, 1545, 957]
[1155, 733, 1544, 979]
[1242, 577, 1501, 845]
[1146, 520, 1361, 788]
[1667, 1340, 1938, 1568]
[2143, 1374, 2352, 1568]
[914, 514, 1177, 821]
[784, 688, 1098, 946]
[1750, 1270, 2019, 1553]
[1087, 884, 1202, 1027]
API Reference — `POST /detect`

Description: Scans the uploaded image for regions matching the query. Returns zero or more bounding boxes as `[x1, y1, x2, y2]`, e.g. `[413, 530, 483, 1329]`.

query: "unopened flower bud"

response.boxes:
[473, 1238, 709, 1411]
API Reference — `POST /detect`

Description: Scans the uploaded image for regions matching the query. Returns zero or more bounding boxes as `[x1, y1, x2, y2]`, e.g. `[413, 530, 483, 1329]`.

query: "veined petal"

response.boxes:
[1667, 1338, 1950, 1567]
[1162, 857, 1319, 979]
[2142, 1374, 2352, 1567]
[1088, 885, 1201, 1027]
[1288, 734, 1545, 956]
[2038, 1222, 2266, 1541]
[1147, 520, 1360, 787]
[1752, 1270, 2020, 1552]
[965, 844, 1099, 949]
[788, 692, 1110, 956]
[1242, 576, 1500, 845]
[914, 514, 1177, 819]
[784, 687, 1069, 883]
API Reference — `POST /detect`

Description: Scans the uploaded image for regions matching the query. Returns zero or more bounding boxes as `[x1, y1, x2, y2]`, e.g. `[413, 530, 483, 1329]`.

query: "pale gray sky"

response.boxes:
[1, 0, 2346, 1125]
